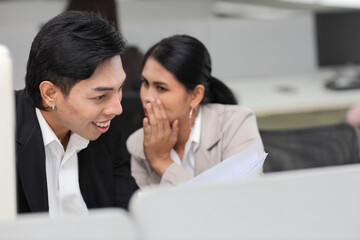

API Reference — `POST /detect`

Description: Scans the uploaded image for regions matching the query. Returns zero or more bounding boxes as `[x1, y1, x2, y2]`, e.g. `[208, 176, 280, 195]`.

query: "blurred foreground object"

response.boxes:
[346, 102, 360, 126]
[0, 44, 16, 220]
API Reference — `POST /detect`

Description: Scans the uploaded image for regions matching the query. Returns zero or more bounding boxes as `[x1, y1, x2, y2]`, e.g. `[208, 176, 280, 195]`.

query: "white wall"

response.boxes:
[0, 0, 317, 90]
[120, 1, 317, 79]
[0, 1, 65, 90]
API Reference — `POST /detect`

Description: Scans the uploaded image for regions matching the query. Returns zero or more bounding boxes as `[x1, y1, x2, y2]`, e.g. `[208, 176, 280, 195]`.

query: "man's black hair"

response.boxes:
[25, 10, 126, 109]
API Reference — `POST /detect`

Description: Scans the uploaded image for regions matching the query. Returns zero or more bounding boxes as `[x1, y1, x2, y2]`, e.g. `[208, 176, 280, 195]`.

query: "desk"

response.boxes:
[224, 71, 360, 129]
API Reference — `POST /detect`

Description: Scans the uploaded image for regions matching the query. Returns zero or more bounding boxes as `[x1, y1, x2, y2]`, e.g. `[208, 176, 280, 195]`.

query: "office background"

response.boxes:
[2, 2, 360, 238]
[5, 0, 360, 131]
[0, 0, 316, 91]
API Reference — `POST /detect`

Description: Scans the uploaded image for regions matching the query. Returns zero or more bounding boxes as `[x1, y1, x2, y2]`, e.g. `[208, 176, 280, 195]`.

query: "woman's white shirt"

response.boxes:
[169, 107, 202, 176]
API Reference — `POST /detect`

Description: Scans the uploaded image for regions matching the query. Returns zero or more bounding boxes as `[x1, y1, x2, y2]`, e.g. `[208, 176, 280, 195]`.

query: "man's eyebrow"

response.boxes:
[92, 81, 126, 91]
[92, 87, 114, 91]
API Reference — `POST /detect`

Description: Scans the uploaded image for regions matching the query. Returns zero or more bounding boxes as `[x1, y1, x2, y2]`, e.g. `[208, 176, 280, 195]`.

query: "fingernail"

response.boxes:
[157, 99, 161, 105]
[146, 103, 151, 109]
[150, 97, 155, 102]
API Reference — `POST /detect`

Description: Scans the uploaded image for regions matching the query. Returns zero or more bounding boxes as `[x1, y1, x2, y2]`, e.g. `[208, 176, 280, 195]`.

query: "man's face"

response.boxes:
[53, 55, 126, 141]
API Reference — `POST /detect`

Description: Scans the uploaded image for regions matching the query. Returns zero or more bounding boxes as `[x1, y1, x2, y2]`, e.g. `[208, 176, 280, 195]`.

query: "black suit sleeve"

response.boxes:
[111, 119, 139, 209]
[78, 116, 138, 210]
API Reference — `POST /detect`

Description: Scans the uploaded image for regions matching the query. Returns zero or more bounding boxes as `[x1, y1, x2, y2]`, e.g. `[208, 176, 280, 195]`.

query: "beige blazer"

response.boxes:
[126, 103, 264, 188]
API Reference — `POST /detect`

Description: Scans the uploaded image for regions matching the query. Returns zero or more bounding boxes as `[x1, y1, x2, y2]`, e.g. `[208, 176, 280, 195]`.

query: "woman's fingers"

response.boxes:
[143, 117, 150, 140]
[156, 99, 171, 133]
[144, 98, 174, 147]
[151, 99, 166, 133]
[142, 99, 178, 174]
[171, 119, 179, 136]
[145, 102, 158, 133]
[147, 99, 170, 134]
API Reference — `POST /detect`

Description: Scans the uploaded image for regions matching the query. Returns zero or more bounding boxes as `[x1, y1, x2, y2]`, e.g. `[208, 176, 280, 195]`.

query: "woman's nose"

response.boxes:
[141, 86, 155, 104]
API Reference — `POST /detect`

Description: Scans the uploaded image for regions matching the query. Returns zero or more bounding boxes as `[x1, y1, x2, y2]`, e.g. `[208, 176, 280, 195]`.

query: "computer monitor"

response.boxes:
[315, 10, 360, 90]
[130, 164, 360, 239]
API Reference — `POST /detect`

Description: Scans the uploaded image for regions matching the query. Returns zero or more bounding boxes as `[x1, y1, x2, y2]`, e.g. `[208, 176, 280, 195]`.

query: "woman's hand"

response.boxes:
[143, 98, 179, 176]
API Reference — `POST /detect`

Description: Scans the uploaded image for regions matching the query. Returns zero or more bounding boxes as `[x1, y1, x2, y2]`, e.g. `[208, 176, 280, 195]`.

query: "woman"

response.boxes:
[126, 35, 264, 187]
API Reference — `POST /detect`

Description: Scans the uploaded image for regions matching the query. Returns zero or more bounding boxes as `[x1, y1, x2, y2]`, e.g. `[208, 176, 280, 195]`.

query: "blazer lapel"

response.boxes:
[77, 142, 113, 209]
[194, 105, 221, 174]
[16, 90, 48, 212]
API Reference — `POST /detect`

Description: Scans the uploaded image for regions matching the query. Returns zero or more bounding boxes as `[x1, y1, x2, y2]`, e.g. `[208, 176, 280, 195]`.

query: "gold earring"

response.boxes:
[189, 107, 196, 129]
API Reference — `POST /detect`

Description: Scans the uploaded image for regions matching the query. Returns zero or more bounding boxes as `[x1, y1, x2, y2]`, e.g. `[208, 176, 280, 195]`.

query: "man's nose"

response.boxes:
[106, 94, 123, 116]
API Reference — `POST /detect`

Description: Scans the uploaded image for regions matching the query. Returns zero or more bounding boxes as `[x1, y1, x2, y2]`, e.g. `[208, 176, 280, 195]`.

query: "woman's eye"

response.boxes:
[157, 86, 167, 91]
[141, 79, 149, 86]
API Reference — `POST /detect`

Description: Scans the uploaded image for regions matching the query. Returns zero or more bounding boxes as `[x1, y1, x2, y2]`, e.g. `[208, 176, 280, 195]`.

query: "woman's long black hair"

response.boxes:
[142, 35, 238, 105]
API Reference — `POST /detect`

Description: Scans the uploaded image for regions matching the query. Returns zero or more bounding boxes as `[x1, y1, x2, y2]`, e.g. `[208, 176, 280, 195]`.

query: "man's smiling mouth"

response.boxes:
[92, 120, 111, 128]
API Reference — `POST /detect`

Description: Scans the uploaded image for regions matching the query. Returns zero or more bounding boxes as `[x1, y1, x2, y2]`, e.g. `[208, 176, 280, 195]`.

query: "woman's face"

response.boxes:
[140, 57, 192, 126]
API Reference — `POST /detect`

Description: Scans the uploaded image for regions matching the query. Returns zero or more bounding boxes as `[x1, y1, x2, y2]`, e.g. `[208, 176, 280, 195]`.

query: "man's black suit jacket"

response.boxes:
[15, 90, 138, 213]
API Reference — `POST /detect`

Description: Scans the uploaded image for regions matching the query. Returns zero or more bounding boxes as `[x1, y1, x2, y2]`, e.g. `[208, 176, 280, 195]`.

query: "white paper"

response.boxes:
[182, 142, 267, 186]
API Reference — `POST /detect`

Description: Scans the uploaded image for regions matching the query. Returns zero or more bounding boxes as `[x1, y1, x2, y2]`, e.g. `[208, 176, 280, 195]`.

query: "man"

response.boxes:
[16, 11, 138, 216]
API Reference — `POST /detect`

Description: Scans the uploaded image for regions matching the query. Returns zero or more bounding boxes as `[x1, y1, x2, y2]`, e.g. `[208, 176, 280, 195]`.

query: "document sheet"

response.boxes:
[182, 142, 267, 186]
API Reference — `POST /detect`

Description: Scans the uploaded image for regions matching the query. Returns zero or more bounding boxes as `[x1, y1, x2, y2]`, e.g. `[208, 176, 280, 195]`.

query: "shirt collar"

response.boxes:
[36, 108, 59, 147]
[35, 108, 89, 151]
[189, 106, 202, 151]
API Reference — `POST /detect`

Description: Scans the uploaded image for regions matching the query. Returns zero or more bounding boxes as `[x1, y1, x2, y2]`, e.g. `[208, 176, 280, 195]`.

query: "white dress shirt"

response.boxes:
[170, 107, 202, 175]
[35, 108, 89, 217]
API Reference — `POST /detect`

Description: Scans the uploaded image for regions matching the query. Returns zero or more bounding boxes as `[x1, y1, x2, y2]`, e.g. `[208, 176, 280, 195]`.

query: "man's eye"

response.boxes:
[95, 95, 105, 101]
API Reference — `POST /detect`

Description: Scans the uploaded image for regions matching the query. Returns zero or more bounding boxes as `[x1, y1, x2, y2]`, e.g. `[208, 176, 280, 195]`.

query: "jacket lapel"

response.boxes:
[16, 90, 48, 212]
[194, 105, 221, 174]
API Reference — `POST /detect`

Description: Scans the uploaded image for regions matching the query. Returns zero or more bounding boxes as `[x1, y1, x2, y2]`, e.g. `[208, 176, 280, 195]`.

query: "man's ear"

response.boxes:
[190, 84, 205, 108]
[39, 81, 58, 109]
